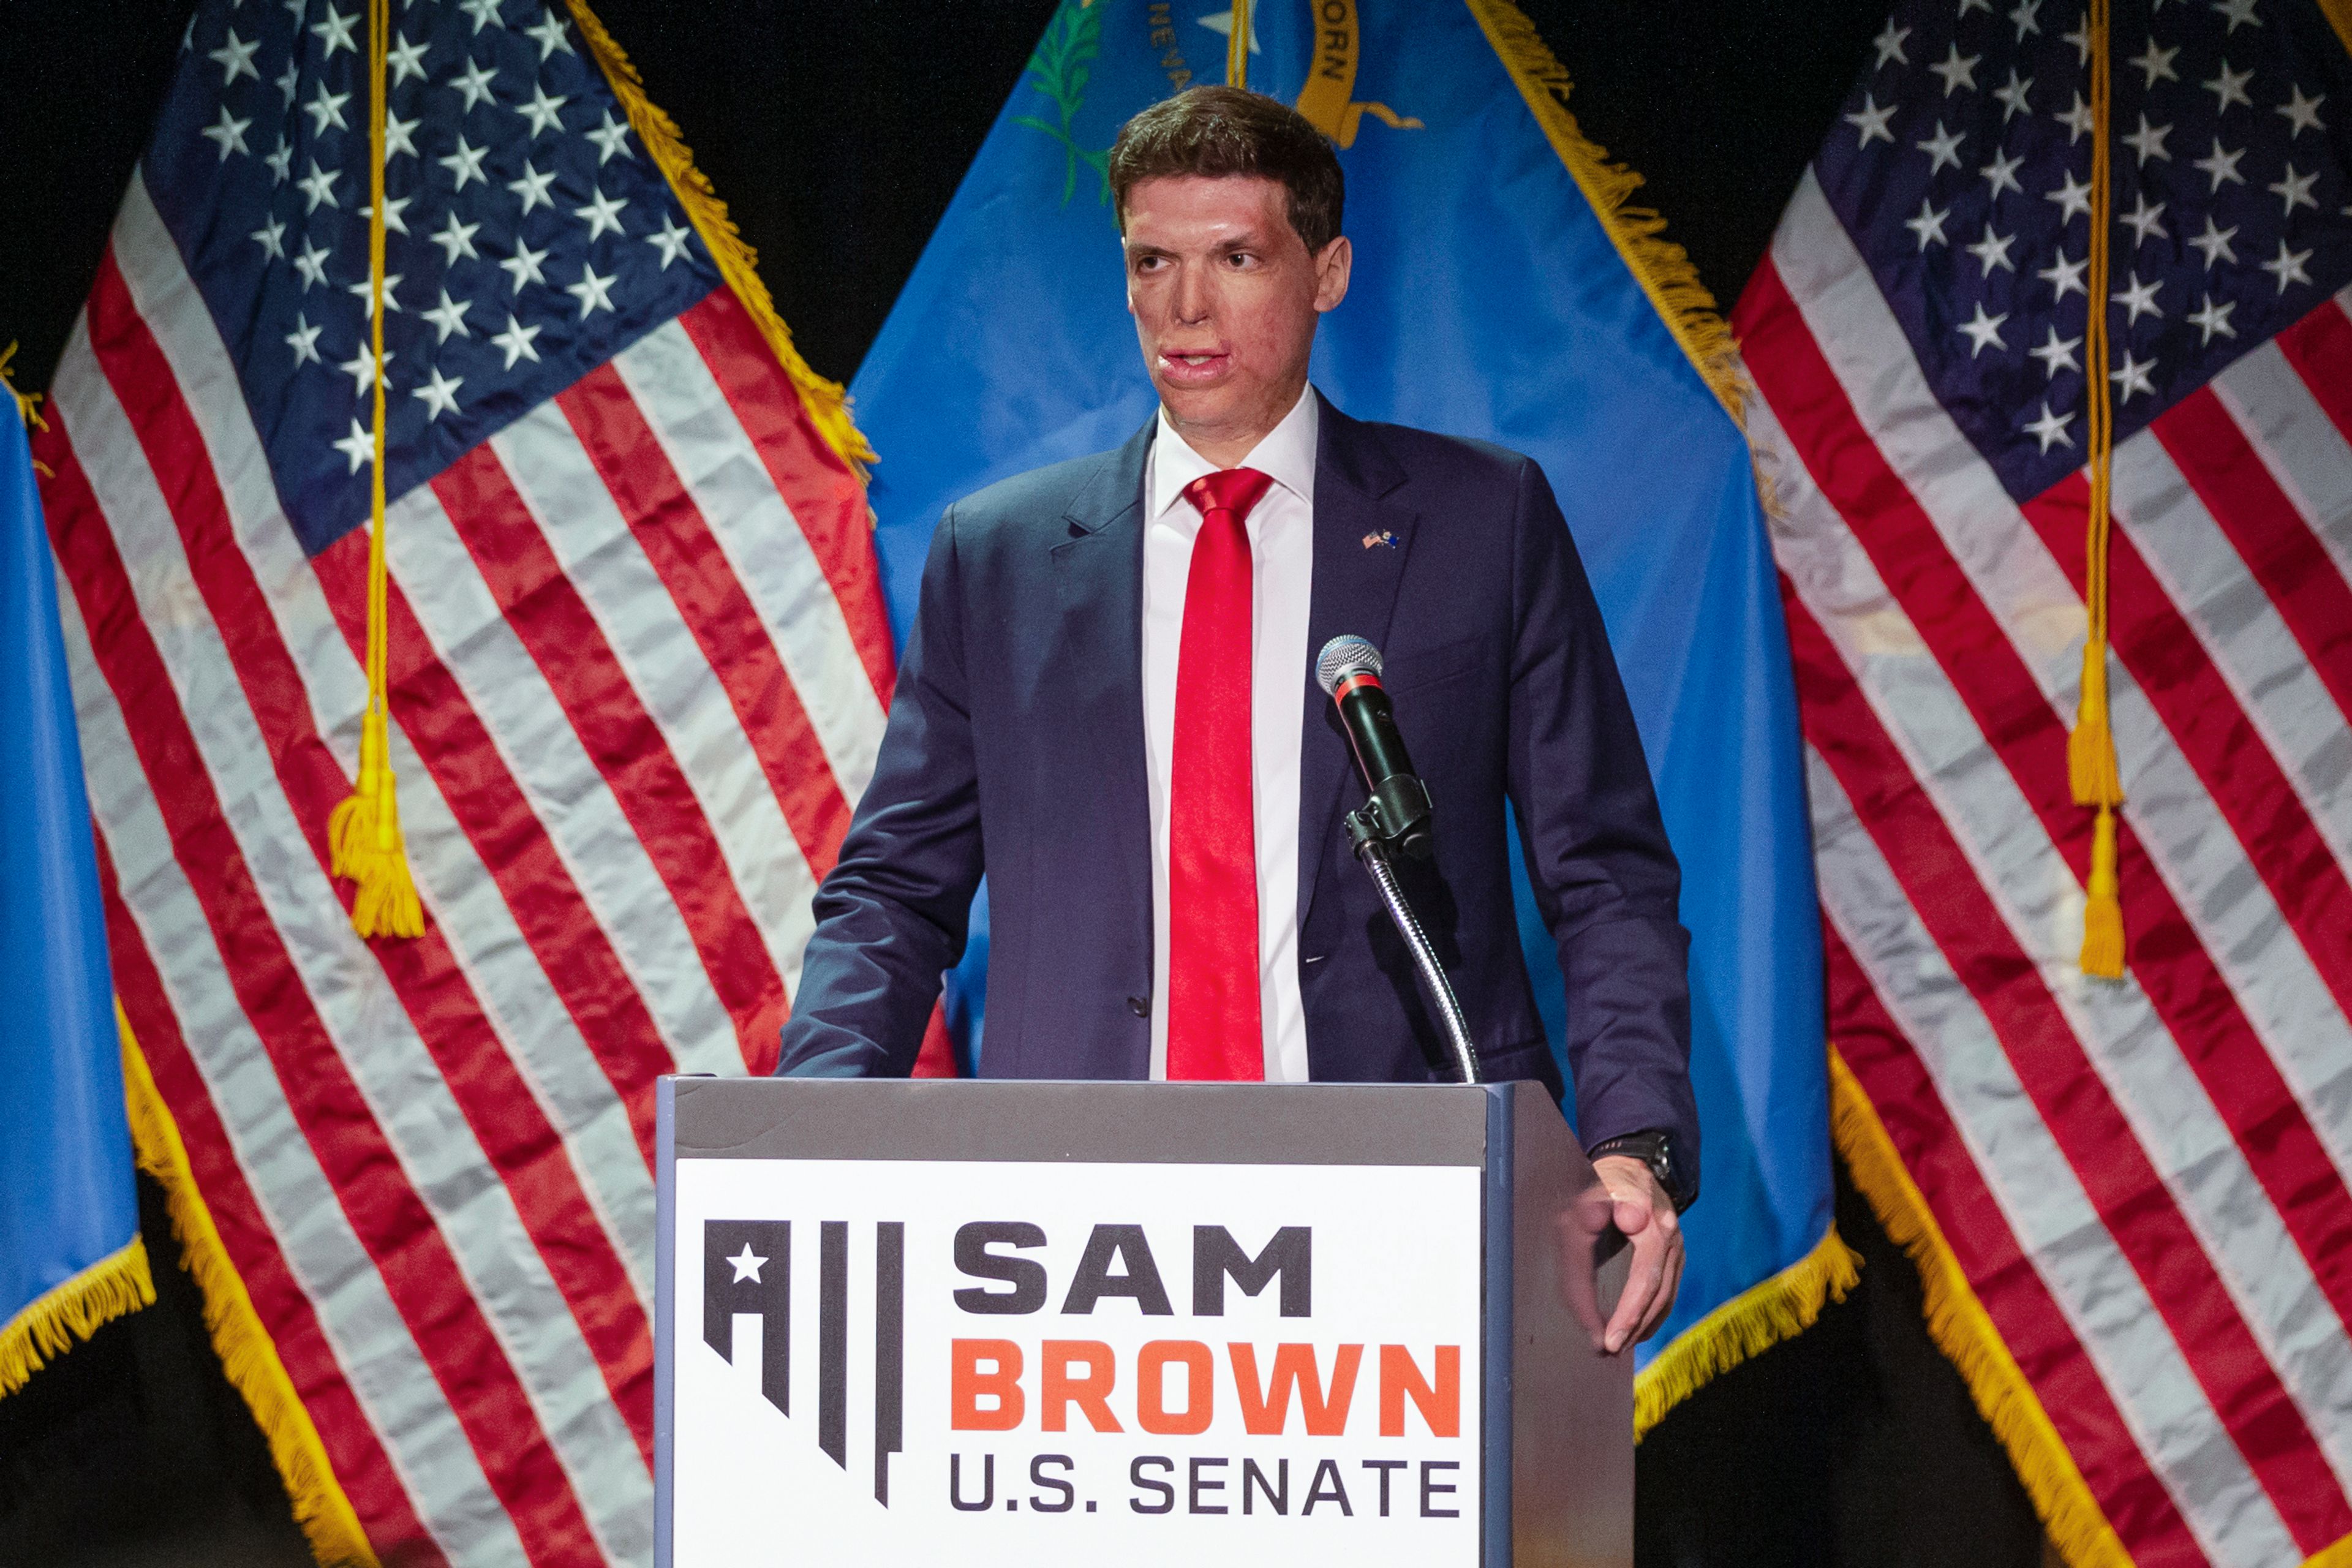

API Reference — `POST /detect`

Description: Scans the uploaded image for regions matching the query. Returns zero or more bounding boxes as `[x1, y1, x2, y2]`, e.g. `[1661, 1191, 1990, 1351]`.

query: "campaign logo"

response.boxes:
[702, 1220, 907, 1504]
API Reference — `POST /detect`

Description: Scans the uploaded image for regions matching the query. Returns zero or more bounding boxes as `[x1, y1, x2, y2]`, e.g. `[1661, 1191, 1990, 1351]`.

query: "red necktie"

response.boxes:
[1167, 467, 1275, 1081]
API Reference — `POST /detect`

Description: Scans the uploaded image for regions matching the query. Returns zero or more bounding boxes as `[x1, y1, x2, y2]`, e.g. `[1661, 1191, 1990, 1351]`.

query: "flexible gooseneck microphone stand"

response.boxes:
[1345, 811, 1482, 1085]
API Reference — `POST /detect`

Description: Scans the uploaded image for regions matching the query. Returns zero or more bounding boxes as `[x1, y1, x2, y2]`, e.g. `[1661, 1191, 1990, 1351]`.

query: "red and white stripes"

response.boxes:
[1741, 170, 2352, 1567]
[38, 167, 897, 1566]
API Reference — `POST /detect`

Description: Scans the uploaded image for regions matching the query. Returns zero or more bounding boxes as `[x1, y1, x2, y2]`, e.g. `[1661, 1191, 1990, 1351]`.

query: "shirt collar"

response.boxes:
[1147, 384, 1321, 522]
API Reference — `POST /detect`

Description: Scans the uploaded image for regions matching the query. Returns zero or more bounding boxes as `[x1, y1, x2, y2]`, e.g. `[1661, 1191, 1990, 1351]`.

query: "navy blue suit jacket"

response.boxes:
[777, 394, 1698, 1158]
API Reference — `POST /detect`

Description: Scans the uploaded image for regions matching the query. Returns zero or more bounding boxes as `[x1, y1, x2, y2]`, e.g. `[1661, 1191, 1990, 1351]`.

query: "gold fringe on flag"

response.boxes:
[1633, 1221, 1861, 1441]
[119, 1005, 379, 1567]
[1227, 0, 1253, 89]
[2071, 0, 2126, 979]
[1829, 1048, 2133, 1568]
[0, 1237, 154, 1396]
[1463, 0, 1747, 420]
[326, 0, 423, 941]
[563, 0, 875, 473]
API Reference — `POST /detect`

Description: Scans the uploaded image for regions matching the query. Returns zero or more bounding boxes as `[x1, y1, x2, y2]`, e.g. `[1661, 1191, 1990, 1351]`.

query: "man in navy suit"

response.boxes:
[779, 86, 1697, 1351]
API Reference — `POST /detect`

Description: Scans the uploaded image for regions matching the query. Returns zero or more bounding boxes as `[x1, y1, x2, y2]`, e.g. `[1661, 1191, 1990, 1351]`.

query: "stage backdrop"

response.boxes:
[1739, 0, 2352, 1562]
[849, 0, 1849, 1427]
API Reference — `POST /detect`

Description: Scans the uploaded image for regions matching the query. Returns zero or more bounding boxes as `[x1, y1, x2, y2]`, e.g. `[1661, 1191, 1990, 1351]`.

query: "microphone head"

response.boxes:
[1316, 635, 1383, 695]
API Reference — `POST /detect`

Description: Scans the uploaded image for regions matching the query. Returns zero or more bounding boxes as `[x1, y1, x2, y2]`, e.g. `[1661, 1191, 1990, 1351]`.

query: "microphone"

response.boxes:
[1316, 635, 1434, 859]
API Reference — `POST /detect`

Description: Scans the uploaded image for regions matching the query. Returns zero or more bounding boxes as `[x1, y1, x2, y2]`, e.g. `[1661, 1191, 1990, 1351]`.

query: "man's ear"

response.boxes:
[1313, 236, 1352, 314]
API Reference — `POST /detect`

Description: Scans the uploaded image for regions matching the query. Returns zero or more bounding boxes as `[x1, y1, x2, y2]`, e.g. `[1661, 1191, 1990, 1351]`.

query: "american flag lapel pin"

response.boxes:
[1362, 529, 1396, 550]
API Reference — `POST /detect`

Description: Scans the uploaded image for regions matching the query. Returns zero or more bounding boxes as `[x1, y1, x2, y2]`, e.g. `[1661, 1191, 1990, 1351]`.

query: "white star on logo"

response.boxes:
[348, 273, 404, 317]
[567, 262, 617, 318]
[2261, 239, 2313, 293]
[2044, 169, 2092, 221]
[727, 1245, 767, 1284]
[1915, 121, 1966, 174]
[292, 237, 333, 290]
[431, 213, 481, 266]
[296, 159, 341, 213]
[304, 82, 352, 138]
[251, 217, 286, 260]
[2111, 272, 2164, 326]
[201, 106, 251, 161]
[1957, 301, 2010, 357]
[451, 58, 500, 112]
[1966, 226, 2017, 276]
[2024, 401, 2074, 453]
[1905, 197, 1951, 250]
[2109, 350, 2157, 402]
[2275, 85, 2326, 137]
[2037, 251, 2087, 300]
[209, 28, 260, 85]
[387, 32, 431, 85]
[2029, 325, 2081, 377]
[440, 135, 491, 191]
[2187, 295, 2237, 345]
[412, 365, 464, 420]
[333, 418, 374, 475]
[508, 160, 559, 214]
[646, 213, 693, 270]
[489, 313, 543, 368]
[2204, 62, 2254, 115]
[518, 84, 569, 137]
[1980, 148, 2024, 198]
[1929, 43, 1980, 96]
[575, 188, 629, 241]
[459, 0, 505, 32]
[499, 239, 551, 290]
[523, 11, 575, 59]
[2187, 216, 2238, 270]
[586, 110, 635, 165]
[285, 312, 323, 368]
[422, 288, 474, 344]
[1843, 94, 1896, 148]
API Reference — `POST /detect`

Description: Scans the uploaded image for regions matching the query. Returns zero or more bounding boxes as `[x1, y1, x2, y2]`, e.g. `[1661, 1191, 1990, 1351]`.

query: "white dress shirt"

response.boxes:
[1141, 386, 1319, 1082]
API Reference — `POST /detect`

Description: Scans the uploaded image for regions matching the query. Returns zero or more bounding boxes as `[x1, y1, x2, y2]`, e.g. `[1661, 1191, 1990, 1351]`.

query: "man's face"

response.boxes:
[1122, 174, 1351, 457]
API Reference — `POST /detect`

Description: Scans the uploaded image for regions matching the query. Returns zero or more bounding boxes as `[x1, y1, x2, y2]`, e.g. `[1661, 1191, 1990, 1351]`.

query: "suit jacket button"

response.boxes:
[1126, 994, 1151, 1018]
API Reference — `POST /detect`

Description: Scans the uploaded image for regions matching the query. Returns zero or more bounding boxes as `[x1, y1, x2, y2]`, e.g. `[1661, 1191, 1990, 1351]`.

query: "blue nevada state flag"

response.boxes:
[852, 0, 1850, 1423]
[0, 393, 150, 1393]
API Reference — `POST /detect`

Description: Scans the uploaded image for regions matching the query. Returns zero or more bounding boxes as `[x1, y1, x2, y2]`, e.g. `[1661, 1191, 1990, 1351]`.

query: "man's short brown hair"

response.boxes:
[1107, 86, 1344, 253]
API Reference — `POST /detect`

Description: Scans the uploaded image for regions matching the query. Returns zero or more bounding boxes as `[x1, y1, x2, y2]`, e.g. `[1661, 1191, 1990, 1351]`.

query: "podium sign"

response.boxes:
[656, 1078, 1630, 1567]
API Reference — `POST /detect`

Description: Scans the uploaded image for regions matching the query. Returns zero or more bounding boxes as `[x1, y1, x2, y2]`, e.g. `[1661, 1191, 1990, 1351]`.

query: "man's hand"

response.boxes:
[1591, 1153, 1684, 1355]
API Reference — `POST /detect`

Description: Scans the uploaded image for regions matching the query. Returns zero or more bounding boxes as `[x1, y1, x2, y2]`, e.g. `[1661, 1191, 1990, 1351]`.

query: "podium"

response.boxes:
[655, 1076, 1632, 1567]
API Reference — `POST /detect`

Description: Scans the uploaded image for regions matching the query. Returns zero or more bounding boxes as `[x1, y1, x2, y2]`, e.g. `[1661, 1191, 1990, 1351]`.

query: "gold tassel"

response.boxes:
[2079, 805, 2125, 979]
[327, 0, 423, 942]
[2067, 646, 2124, 810]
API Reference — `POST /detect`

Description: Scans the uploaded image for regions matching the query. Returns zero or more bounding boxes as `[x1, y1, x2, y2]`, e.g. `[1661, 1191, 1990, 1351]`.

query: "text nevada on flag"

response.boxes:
[32, 0, 900, 1561]
[850, 0, 1844, 1416]
[1736, 0, 2352, 1561]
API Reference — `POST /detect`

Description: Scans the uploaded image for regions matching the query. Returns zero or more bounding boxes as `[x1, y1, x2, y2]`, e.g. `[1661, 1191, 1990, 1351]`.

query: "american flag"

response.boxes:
[33, 0, 925, 1562]
[1736, 0, 2352, 1561]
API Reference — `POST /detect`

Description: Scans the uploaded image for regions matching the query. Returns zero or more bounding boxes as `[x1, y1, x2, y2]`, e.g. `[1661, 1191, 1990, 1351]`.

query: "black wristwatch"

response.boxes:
[1587, 1129, 1698, 1214]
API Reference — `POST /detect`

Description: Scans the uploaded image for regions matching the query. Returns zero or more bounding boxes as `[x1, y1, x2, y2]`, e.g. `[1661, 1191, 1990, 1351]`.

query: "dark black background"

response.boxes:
[0, 2, 2051, 1564]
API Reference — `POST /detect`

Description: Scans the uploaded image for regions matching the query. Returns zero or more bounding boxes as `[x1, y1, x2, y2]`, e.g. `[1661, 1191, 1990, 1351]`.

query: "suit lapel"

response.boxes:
[1052, 420, 1157, 1010]
[1298, 395, 1418, 930]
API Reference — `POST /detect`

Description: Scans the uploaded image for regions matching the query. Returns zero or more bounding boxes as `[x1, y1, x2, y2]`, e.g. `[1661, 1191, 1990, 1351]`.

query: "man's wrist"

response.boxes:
[1587, 1129, 1698, 1213]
